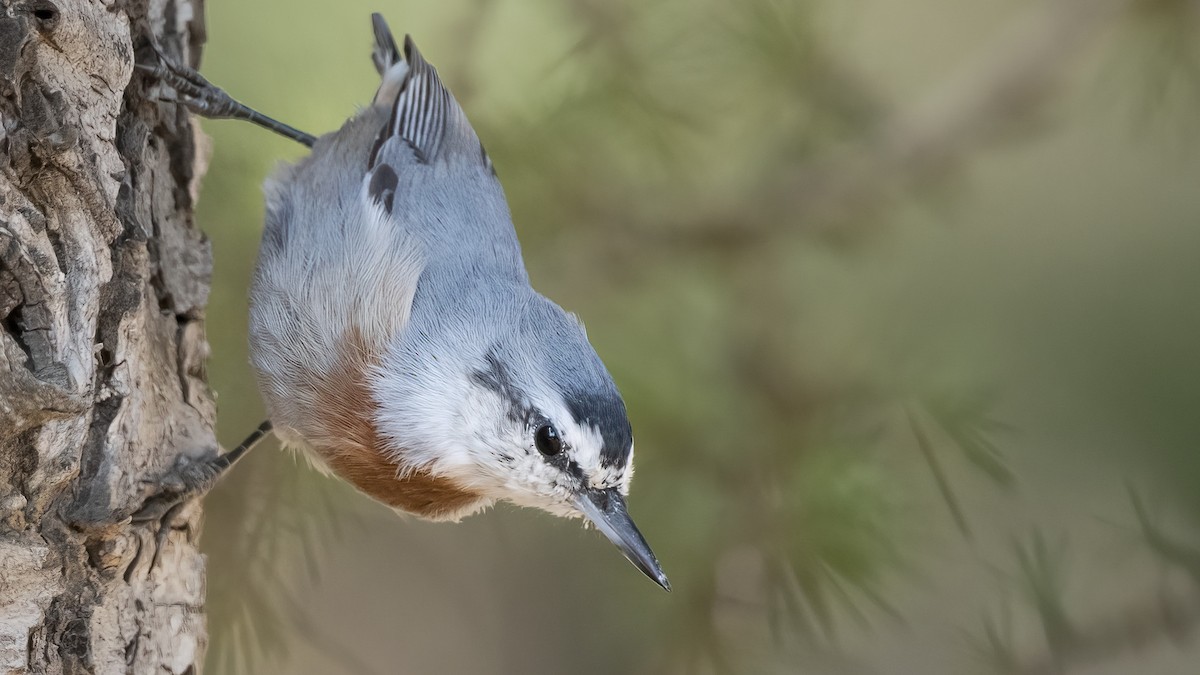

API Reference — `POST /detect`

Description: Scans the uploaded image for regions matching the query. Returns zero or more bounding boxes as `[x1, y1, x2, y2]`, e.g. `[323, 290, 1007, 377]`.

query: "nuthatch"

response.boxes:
[141, 13, 668, 590]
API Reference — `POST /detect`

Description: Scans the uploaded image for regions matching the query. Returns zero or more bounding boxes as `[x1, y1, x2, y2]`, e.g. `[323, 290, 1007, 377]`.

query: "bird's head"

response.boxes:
[377, 293, 669, 590]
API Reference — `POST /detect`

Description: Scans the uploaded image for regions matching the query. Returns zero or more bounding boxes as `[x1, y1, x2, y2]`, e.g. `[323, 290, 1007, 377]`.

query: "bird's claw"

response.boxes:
[131, 453, 223, 523]
[136, 49, 240, 119]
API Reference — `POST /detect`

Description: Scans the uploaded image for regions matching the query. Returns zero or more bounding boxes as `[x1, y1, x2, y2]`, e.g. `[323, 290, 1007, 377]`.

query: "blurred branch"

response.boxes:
[209, 453, 361, 674]
[1001, 497, 1200, 675]
[904, 393, 1016, 538]
[906, 405, 973, 539]
[1130, 483, 1200, 584]
[1009, 589, 1200, 675]
[1014, 531, 1076, 658]
[966, 602, 1020, 673]
[661, 0, 1137, 248]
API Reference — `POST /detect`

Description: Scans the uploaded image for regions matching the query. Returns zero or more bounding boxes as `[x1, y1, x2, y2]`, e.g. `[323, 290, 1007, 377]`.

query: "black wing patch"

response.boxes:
[367, 163, 398, 213]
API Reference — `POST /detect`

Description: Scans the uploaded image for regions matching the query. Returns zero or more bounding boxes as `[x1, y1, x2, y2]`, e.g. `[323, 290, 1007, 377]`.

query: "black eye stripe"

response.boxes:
[566, 460, 584, 480]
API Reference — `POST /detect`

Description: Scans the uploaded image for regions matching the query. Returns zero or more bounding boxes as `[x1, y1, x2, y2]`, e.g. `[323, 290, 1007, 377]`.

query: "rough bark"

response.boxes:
[0, 0, 215, 672]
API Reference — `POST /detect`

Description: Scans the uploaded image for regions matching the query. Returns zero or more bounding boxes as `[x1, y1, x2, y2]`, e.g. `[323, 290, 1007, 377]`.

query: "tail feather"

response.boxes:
[371, 13, 408, 107]
[382, 35, 455, 164]
[371, 12, 401, 74]
[365, 17, 491, 174]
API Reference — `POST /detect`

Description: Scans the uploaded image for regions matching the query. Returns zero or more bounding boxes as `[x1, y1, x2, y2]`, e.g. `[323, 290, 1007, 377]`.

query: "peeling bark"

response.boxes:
[0, 0, 215, 672]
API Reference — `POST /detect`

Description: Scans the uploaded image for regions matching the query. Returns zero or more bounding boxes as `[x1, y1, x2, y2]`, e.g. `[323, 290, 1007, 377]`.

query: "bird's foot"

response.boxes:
[135, 47, 317, 146]
[136, 48, 243, 120]
[131, 451, 231, 524]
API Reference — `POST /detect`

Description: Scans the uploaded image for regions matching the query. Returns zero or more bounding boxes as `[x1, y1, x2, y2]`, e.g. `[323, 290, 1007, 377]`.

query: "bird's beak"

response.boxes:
[574, 488, 670, 591]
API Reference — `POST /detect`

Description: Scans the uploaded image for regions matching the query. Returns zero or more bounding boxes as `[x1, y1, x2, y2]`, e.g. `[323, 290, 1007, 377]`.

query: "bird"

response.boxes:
[139, 13, 668, 590]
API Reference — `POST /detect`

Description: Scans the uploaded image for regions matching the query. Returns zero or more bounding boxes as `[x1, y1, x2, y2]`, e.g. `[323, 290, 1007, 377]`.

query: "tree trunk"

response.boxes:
[0, 0, 216, 672]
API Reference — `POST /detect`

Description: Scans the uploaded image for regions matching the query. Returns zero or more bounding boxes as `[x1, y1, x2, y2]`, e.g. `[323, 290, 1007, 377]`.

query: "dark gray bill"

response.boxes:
[575, 488, 670, 591]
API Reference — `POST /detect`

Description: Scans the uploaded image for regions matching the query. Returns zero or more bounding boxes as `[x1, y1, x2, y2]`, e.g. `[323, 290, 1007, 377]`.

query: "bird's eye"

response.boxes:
[534, 424, 563, 457]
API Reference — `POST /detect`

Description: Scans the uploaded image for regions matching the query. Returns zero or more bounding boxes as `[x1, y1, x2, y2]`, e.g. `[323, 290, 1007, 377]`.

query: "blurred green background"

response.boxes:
[194, 0, 1200, 673]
